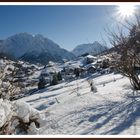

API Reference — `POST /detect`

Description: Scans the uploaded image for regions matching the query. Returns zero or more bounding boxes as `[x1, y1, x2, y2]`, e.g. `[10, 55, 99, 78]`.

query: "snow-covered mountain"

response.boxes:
[72, 41, 108, 57]
[0, 33, 75, 65]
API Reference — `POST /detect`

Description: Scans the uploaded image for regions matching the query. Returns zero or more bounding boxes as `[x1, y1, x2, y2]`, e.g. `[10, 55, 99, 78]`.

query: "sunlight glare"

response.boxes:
[117, 4, 136, 19]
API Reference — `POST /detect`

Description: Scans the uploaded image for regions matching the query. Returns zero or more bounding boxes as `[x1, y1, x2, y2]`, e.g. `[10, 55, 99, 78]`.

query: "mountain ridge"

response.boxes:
[72, 41, 108, 57]
[0, 33, 76, 65]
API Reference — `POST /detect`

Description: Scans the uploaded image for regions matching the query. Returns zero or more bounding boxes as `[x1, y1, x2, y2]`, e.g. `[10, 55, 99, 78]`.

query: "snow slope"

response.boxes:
[18, 73, 140, 135]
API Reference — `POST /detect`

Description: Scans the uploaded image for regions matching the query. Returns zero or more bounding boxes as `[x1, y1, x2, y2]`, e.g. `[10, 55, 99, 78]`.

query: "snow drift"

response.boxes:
[0, 99, 46, 135]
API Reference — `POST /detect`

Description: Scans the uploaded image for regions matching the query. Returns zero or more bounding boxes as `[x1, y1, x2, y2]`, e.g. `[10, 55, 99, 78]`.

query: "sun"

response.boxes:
[117, 4, 136, 19]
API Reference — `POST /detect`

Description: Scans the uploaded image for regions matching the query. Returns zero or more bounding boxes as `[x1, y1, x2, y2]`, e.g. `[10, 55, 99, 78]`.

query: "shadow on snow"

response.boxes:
[80, 91, 140, 135]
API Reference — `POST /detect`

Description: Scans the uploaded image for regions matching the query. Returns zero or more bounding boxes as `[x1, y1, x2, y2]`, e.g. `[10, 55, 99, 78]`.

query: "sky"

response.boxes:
[0, 4, 138, 51]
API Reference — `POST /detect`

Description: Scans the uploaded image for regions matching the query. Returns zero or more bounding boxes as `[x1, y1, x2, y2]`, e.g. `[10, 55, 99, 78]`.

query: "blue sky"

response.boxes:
[0, 5, 130, 51]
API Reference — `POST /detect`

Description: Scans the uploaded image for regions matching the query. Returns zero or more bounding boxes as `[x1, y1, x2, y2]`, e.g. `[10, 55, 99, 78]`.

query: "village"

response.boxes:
[39, 53, 115, 88]
[0, 52, 117, 101]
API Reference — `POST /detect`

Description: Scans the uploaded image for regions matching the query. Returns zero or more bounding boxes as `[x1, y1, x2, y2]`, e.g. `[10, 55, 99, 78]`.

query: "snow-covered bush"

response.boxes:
[0, 99, 13, 134]
[0, 99, 12, 128]
[0, 100, 46, 135]
[89, 80, 97, 93]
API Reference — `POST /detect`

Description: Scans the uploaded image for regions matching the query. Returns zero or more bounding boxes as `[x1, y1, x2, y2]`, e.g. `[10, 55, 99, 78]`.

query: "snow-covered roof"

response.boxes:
[0, 59, 4, 66]
[87, 66, 96, 69]
[63, 60, 81, 69]
[86, 55, 97, 59]
[84, 62, 97, 69]
[42, 66, 62, 74]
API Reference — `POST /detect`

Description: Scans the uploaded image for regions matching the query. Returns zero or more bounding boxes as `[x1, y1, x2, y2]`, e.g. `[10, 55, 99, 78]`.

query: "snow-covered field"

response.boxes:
[18, 73, 140, 135]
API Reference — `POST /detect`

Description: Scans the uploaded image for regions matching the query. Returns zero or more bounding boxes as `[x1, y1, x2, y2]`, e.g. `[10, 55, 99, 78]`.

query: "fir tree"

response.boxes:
[57, 72, 62, 81]
[74, 68, 80, 78]
[51, 73, 58, 85]
[38, 76, 46, 89]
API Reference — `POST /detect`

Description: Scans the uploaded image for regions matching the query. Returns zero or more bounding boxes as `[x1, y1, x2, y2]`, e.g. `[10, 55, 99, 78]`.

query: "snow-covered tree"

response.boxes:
[0, 60, 27, 100]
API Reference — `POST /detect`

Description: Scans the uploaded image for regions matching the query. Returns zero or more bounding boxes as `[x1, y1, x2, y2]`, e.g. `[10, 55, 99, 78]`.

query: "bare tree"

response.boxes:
[108, 16, 140, 90]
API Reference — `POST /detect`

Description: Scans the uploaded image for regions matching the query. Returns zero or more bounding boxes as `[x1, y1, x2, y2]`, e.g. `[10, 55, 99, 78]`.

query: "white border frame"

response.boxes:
[0, 2, 140, 138]
[0, 2, 139, 5]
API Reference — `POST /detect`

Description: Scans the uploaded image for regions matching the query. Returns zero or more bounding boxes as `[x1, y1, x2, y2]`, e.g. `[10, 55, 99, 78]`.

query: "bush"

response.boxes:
[101, 59, 109, 69]
[90, 80, 97, 93]
[0, 100, 46, 135]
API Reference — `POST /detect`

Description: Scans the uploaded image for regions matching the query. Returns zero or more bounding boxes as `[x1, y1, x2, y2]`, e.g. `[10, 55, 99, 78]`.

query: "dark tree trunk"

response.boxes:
[130, 75, 140, 90]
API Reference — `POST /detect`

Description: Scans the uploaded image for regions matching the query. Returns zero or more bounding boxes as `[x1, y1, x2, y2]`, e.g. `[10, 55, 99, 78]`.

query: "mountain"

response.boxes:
[0, 33, 75, 65]
[72, 41, 108, 57]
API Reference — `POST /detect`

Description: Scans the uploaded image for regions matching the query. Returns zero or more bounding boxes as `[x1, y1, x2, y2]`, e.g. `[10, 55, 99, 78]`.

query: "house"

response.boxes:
[87, 66, 96, 73]
[85, 55, 97, 64]
[0, 59, 4, 67]
[79, 68, 87, 77]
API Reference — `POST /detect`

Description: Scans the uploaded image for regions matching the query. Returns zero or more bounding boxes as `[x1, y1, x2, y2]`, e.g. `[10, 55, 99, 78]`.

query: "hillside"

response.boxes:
[18, 72, 140, 135]
[0, 33, 75, 65]
[0, 54, 140, 135]
[0, 49, 140, 135]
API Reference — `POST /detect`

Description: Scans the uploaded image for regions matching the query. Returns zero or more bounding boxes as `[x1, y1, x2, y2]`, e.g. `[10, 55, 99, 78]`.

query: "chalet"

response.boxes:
[87, 66, 96, 73]
[85, 55, 97, 64]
